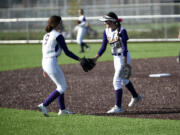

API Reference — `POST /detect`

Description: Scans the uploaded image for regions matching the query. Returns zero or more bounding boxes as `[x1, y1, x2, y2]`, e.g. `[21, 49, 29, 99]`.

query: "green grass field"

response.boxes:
[0, 42, 180, 71]
[0, 108, 180, 135]
[0, 42, 180, 135]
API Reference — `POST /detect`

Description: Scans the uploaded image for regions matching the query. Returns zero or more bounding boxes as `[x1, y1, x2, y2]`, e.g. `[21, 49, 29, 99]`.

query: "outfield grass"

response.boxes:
[0, 108, 180, 135]
[0, 42, 180, 72]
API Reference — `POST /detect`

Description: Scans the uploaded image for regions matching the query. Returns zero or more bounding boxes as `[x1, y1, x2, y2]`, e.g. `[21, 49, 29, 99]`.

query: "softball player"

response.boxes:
[74, 9, 90, 53]
[93, 12, 142, 113]
[38, 15, 81, 117]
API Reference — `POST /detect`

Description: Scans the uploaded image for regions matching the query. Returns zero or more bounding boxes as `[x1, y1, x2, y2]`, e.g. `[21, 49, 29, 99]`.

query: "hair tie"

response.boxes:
[118, 18, 123, 22]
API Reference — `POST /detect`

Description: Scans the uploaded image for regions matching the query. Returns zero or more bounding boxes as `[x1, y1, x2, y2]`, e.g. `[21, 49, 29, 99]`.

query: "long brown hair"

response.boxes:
[107, 12, 121, 37]
[79, 8, 84, 15]
[45, 15, 62, 32]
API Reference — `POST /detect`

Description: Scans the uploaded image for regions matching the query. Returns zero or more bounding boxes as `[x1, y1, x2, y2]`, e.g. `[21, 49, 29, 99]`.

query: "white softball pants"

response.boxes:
[42, 57, 66, 94]
[76, 27, 86, 44]
[113, 52, 131, 90]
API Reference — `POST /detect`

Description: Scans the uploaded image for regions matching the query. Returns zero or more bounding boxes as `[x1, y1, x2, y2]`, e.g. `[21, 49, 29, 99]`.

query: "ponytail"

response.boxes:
[45, 25, 53, 32]
[45, 15, 62, 32]
[116, 20, 121, 38]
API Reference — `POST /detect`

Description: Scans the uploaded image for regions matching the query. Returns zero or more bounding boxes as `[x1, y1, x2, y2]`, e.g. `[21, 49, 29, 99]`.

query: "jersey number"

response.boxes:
[44, 34, 50, 45]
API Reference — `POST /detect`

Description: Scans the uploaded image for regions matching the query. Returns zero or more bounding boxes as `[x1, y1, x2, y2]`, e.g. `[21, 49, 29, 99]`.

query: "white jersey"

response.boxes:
[42, 30, 62, 58]
[78, 15, 86, 28]
[102, 27, 130, 90]
[74, 15, 87, 44]
[105, 27, 124, 55]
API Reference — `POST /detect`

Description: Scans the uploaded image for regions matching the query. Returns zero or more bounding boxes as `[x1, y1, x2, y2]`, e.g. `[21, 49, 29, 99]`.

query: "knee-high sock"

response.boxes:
[43, 90, 60, 107]
[82, 42, 89, 48]
[125, 81, 138, 98]
[58, 94, 66, 110]
[115, 89, 123, 108]
[80, 43, 84, 52]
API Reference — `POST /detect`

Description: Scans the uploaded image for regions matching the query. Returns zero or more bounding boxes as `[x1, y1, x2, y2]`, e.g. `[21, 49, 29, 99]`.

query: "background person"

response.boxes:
[74, 8, 90, 53]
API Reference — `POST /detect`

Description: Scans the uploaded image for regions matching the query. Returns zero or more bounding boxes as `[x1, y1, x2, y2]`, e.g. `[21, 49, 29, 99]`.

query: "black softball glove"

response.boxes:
[80, 57, 96, 72]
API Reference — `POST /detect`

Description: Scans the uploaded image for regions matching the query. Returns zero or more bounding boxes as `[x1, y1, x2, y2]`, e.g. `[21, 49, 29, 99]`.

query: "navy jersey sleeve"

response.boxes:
[56, 35, 80, 61]
[79, 16, 86, 27]
[121, 29, 129, 57]
[97, 30, 108, 56]
[82, 17, 86, 22]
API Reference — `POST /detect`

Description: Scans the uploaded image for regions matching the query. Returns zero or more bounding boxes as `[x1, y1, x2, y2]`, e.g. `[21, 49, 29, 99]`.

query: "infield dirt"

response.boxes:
[0, 57, 180, 119]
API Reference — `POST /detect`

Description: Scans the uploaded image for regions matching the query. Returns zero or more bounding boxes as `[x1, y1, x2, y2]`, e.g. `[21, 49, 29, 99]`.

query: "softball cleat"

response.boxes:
[58, 109, 74, 115]
[107, 105, 124, 114]
[38, 103, 49, 117]
[86, 46, 90, 51]
[128, 95, 142, 107]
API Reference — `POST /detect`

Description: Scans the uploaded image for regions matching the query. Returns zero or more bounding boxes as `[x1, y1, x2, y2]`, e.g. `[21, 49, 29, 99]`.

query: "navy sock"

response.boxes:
[82, 42, 89, 48]
[58, 94, 66, 110]
[83, 42, 89, 48]
[125, 81, 138, 98]
[115, 89, 123, 108]
[80, 43, 84, 52]
[43, 90, 60, 106]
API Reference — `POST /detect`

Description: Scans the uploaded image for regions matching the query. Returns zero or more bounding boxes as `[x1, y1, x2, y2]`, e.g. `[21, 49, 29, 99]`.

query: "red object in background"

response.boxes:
[118, 18, 123, 22]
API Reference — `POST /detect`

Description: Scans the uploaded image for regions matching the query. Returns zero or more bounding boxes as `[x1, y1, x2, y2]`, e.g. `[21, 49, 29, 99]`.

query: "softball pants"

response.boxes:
[113, 52, 131, 90]
[76, 27, 86, 44]
[42, 57, 66, 94]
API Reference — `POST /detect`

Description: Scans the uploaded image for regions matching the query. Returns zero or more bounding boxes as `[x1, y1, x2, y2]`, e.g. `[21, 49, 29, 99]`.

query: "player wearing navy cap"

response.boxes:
[38, 15, 81, 117]
[93, 12, 142, 113]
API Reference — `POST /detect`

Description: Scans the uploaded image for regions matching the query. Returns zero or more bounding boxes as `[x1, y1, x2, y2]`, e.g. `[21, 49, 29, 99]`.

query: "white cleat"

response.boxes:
[38, 103, 49, 117]
[86, 46, 90, 51]
[107, 105, 124, 114]
[58, 109, 74, 115]
[128, 95, 143, 107]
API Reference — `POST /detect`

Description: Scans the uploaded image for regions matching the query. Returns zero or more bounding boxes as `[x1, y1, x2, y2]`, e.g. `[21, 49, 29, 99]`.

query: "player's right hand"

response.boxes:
[43, 71, 48, 78]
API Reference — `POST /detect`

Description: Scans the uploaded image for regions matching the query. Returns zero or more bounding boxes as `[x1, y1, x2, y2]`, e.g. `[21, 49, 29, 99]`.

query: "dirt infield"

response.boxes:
[0, 57, 180, 120]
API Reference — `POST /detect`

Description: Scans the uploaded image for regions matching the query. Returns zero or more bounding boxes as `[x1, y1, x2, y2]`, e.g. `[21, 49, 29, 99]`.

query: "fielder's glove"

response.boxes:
[80, 57, 96, 72]
[119, 64, 132, 79]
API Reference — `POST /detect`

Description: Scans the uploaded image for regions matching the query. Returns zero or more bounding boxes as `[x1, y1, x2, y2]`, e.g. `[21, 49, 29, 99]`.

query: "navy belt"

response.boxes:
[112, 53, 121, 56]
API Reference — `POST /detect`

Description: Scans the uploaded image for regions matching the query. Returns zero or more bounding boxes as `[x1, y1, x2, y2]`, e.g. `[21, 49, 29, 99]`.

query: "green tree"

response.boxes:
[68, 0, 81, 16]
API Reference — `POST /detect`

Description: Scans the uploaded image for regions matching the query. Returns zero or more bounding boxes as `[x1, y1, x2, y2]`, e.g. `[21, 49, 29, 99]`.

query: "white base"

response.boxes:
[149, 73, 171, 78]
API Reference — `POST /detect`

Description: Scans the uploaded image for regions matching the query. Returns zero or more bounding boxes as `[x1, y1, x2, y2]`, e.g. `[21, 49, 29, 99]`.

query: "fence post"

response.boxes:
[26, 21, 30, 42]
[163, 18, 168, 39]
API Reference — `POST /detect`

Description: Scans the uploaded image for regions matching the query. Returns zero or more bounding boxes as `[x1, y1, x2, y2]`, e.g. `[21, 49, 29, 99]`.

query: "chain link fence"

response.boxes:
[0, 2, 180, 41]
